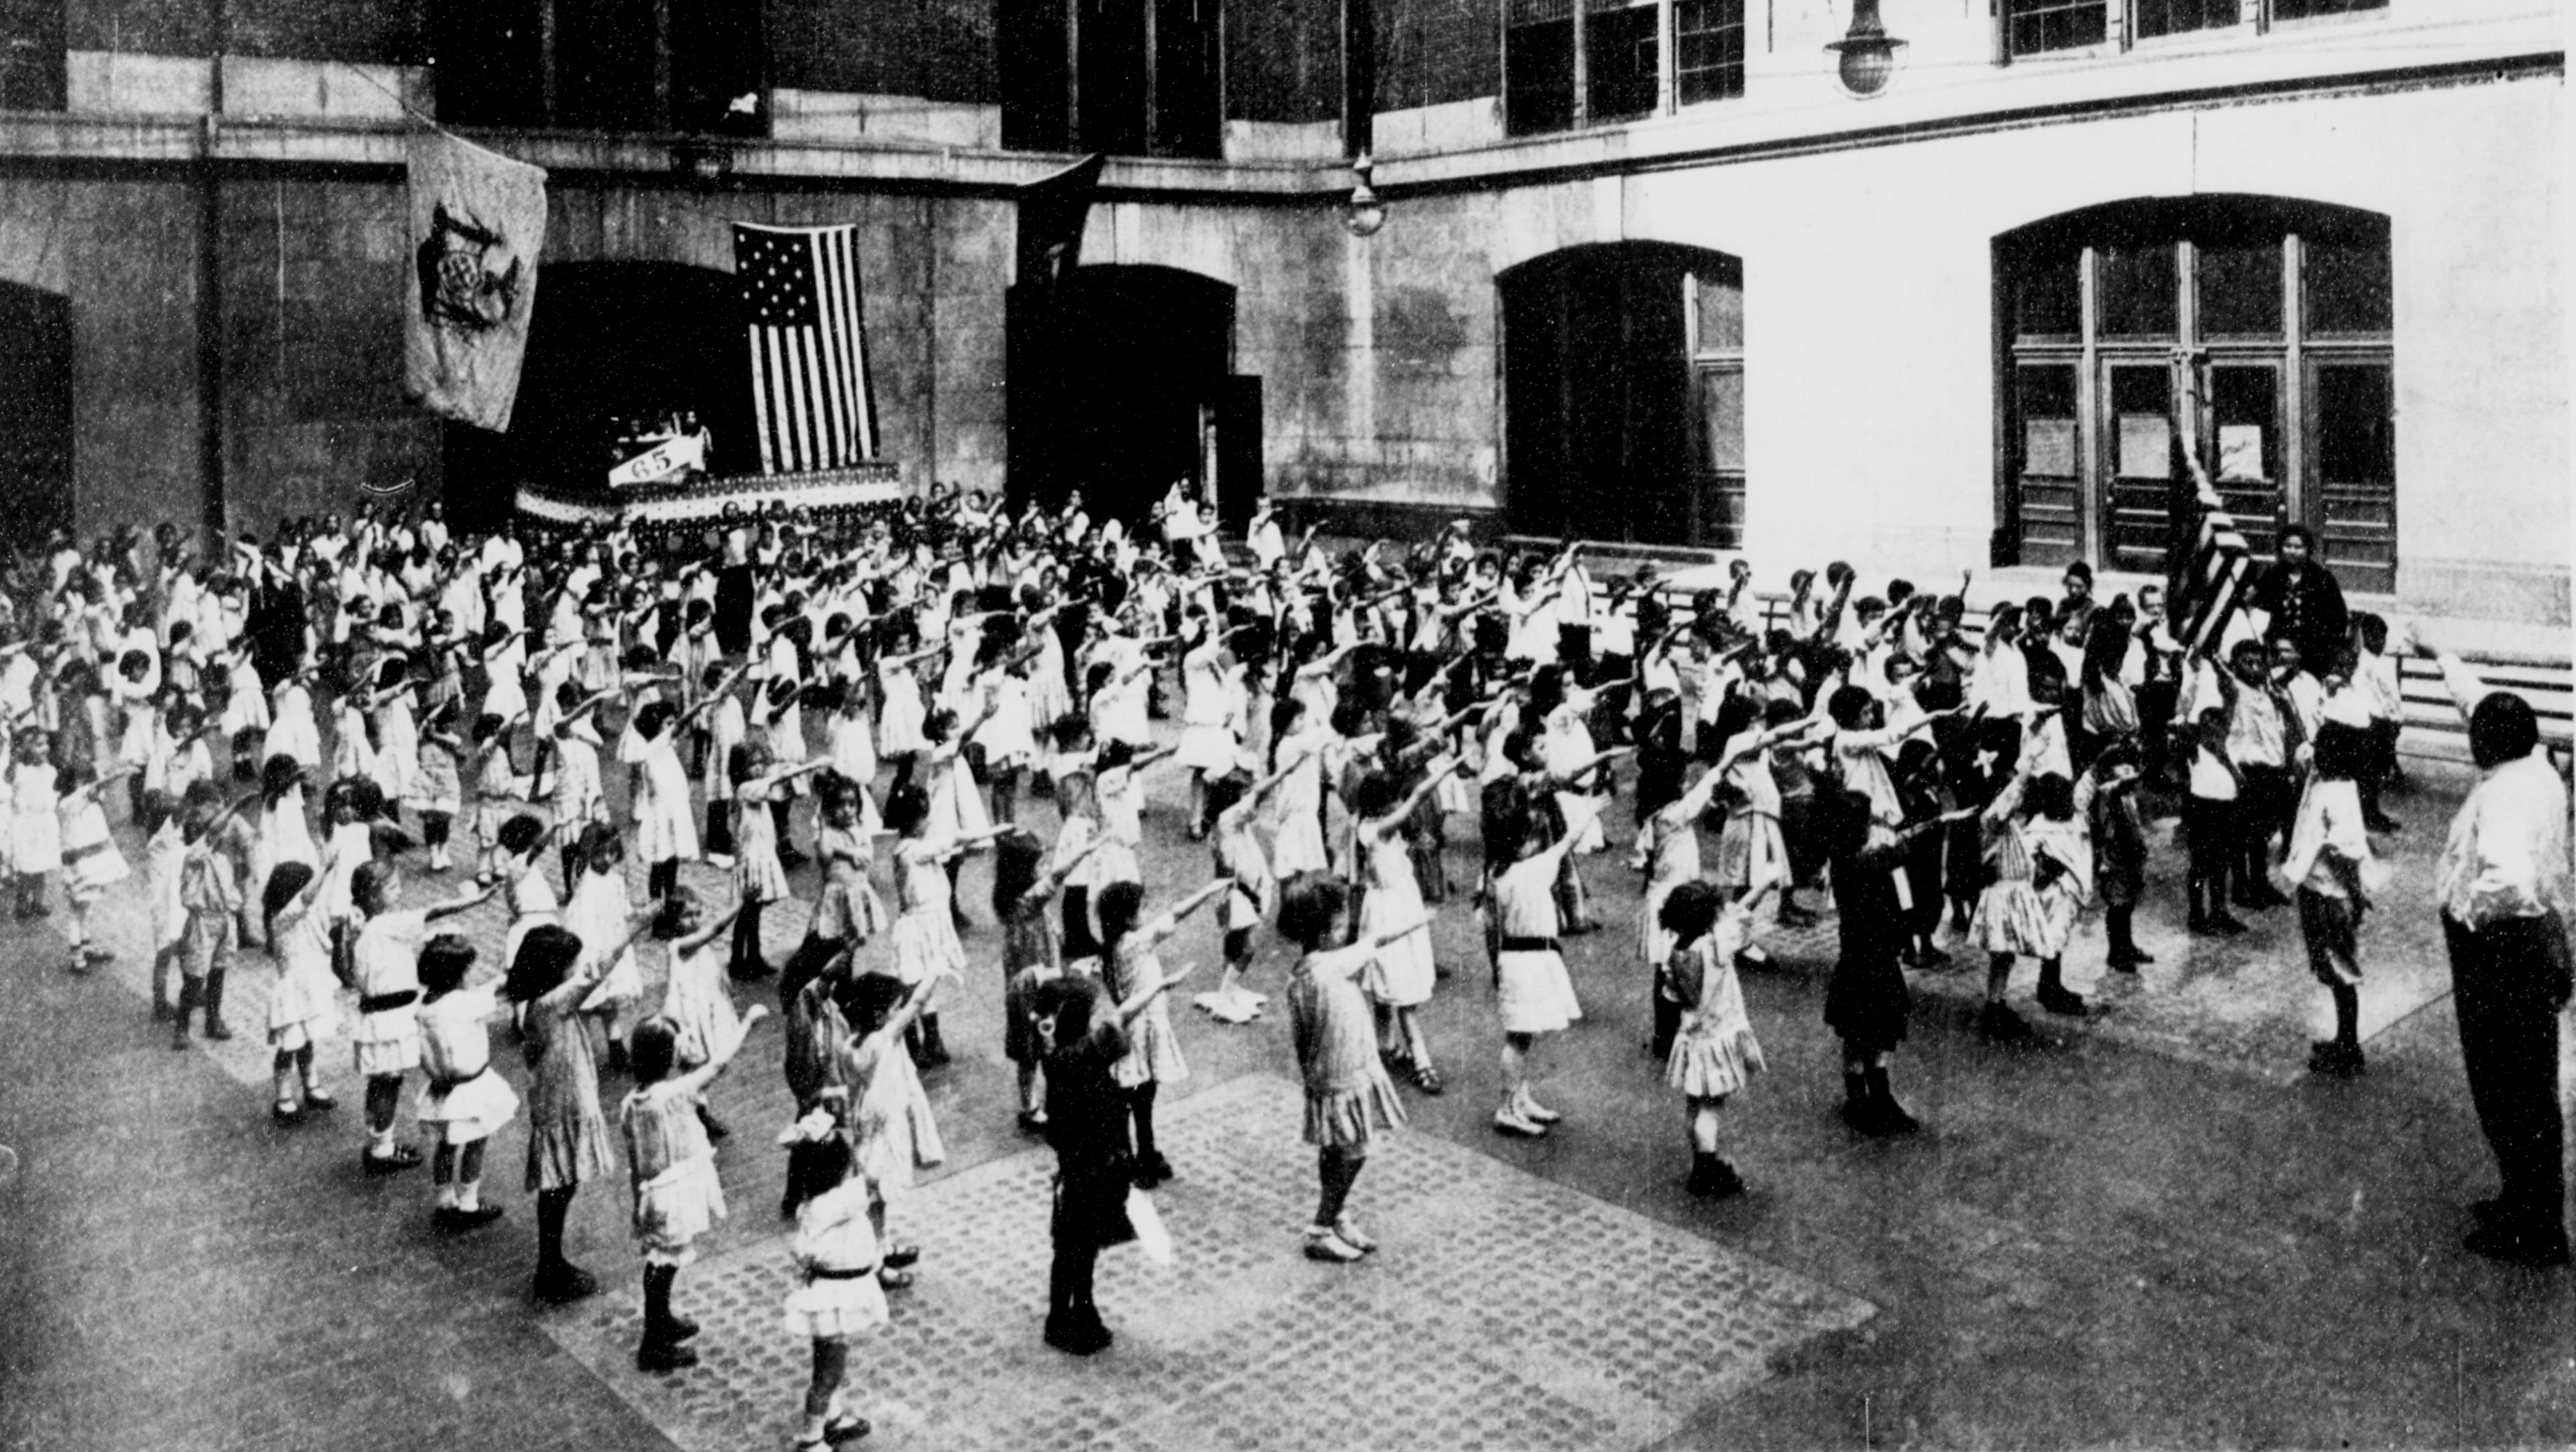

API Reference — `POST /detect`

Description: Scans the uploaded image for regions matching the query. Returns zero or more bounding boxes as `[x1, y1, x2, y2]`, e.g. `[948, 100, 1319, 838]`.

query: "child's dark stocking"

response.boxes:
[1046, 1241, 1105, 1350]
[532, 1185, 597, 1301]
[153, 950, 176, 1020]
[2330, 983, 2361, 1053]
[296, 1044, 332, 1109]
[432, 1141, 457, 1208]
[1837, 1044, 1873, 1129]
[2107, 904, 2149, 969]
[637, 1263, 699, 1370]
[704, 797, 733, 856]
[362, 1074, 414, 1167]
[200, 965, 230, 1038]
[170, 977, 199, 1048]
[771, 797, 796, 858]
[648, 857, 678, 903]
[916, 1011, 950, 1067]
[2036, 955, 2084, 1016]
[1126, 1083, 1166, 1182]
[729, 898, 769, 980]
[272, 1050, 301, 1117]
[423, 811, 452, 872]
[1311, 1145, 1367, 1246]
[560, 842, 583, 891]
[802, 1340, 855, 1444]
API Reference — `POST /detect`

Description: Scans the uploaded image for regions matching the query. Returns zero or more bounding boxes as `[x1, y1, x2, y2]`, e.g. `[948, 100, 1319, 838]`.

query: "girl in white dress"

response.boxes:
[730, 744, 831, 981]
[776, 1113, 889, 1452]
[1175, 634, 1240, 837]
[625, 700, 702, 906]
[1352, 758, 1464, 1092]
[842, 969, 958, 1289]
[416, 935, 518, 1228]
[1268, 701, 1332, 878]
[883, 782, 1010, 1068]
[11, 724, 63, 920]
[621, 1003, 767, 1372]
[260, 860, 339, 1120]
[54, 759, 131, 970]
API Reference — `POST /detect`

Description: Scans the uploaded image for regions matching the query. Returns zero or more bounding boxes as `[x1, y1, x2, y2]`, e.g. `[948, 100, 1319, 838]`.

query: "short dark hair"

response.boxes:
[2470, 691, 2540, 771]
[627, 1016, 680, 1084]
[418, 935, 478, 997]
[1658, 879, 1724, 947]
[1276, 873, 1349, 949]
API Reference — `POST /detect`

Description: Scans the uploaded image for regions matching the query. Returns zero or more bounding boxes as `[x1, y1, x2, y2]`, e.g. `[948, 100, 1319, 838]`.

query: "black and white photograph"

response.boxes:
[0, 1, 2567, 1447]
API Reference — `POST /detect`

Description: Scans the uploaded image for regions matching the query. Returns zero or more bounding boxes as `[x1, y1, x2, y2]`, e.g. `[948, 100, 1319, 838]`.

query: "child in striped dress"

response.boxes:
[1279, 873, 1432, 1263]
[1659, 880, 1771, 1198]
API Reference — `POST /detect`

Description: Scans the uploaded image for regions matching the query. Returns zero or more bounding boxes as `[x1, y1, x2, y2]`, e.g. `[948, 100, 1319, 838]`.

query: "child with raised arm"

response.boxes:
[775, 1109, 887, 1451]
[1197, 756, 1297, 1024]
[415, 934, 518, 1229]
[1278, 872, 1434, 1261]
[1028, 959, 1197, 1356]
[348, 859, 496, 1172]
[1487, 769, 1618, 1137]
[1659, 879, 1771, 1196]
[260, 861, 338, 1120]
[621, 998, 771, 1371]
[1095, 878, 1228, 1186]
[1352, 756, 1465, 1091]
[2276, 722, 2385, 1076]
[842, 969, 962, 1291]
[996, 827, 1106, 1129]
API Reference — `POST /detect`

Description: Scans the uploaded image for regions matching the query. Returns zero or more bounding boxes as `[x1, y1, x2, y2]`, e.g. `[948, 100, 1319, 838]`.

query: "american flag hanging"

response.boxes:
[2177, 484, 2253, 653]
[733, 222, 878, 474]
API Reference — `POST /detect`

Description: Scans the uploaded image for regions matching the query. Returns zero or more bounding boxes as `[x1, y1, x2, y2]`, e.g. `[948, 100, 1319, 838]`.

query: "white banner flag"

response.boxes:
[403, 131, 547, 433]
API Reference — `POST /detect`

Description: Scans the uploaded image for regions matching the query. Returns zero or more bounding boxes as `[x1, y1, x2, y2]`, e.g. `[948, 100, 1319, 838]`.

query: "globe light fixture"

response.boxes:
[1344, 152, 1387, 238]
[1827, 0, 1906, 98]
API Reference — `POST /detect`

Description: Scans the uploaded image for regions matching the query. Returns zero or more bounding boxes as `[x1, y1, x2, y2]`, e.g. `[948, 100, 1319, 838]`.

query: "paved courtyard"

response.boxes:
[5, 740, 2576, 1451]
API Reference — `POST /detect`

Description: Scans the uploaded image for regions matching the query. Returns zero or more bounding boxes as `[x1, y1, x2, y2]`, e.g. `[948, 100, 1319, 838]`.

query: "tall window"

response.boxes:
[1000, 0, 1220, 157]
[1501, 243, 1748, 548]
[1506, 0, 1744, 137]
[431, 0, 765, 135]
[1995, 197, 2396, 592]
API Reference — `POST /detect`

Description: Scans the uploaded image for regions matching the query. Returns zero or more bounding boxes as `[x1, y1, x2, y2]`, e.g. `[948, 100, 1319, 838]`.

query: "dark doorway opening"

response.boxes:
[0, 282, 73, 544]
[1007, 264, 1241, 530]
[442, 260, 749, 534]
[1501, 242, 1746, 547]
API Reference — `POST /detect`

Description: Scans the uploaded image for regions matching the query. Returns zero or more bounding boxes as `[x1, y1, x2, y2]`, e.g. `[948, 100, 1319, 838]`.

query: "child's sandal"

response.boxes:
[824, 1413, 872, 1442]
[877, 1265, 915, 1290]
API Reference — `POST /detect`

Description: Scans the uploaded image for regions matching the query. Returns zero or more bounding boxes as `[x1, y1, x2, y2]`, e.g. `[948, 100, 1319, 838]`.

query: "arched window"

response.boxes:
[1501, 242, 1745, 548]
[1993, 196, 2393, 592]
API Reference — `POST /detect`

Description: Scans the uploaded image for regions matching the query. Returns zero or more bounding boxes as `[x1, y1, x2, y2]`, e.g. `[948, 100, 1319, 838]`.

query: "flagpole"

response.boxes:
[2169, 345, 2212, 602]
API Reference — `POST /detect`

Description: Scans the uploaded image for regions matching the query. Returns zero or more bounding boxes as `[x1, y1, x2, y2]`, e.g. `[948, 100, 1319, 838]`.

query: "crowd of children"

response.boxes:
[0, 492, 2478, 1441]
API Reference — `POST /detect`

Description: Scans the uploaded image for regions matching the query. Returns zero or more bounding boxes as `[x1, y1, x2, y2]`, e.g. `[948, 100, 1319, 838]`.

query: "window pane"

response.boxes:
[1693, 262, 1743, 350]
[2210, 366, 2277, 482]
[2305, 236, 2392, 335]
[2196, 239, 2282, 337]
[2010, 242, 2082, 338]
[2273, 0, 2386, 18]
[2135, 0, 2239, 39]
[2099, 244, 2178, 338]
[1584, 5, 1658, 122]
[1699, 367, 1744, 472]
[2112, 367, 2172, 479]
[1505, 17, 1576, 135]
[1675, 0, 1746, 105]
[2008, 0, 2107, 56]
[2315, 366, 2393, 484]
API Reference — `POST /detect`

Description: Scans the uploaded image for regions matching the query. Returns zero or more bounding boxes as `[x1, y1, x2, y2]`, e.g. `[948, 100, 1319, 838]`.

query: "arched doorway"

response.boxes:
[1501, 242, 1745, 548]
[0, 281, 73, 545]
[1994, 195, 2395, 592]
[442, 260, 750, 533]
[1006, 264, 1246, 530]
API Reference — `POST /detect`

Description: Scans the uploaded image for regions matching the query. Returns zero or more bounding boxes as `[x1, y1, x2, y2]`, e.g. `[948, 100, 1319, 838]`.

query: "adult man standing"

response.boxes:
[2409, 625, 2574, 1267]
[2251, 525, 2349, 680]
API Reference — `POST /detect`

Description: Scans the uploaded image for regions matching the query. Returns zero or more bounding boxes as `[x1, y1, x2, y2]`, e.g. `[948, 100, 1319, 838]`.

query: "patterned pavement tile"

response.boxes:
[538, 1074, 1876, 1452]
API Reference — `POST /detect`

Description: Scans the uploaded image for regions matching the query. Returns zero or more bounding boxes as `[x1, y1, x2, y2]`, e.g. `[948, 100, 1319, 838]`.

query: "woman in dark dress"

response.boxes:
[1028, 961, 1193, 1356]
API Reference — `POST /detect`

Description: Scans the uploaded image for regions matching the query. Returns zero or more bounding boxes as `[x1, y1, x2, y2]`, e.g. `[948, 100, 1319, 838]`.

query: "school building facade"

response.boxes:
[0, 0, 2561, 640]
